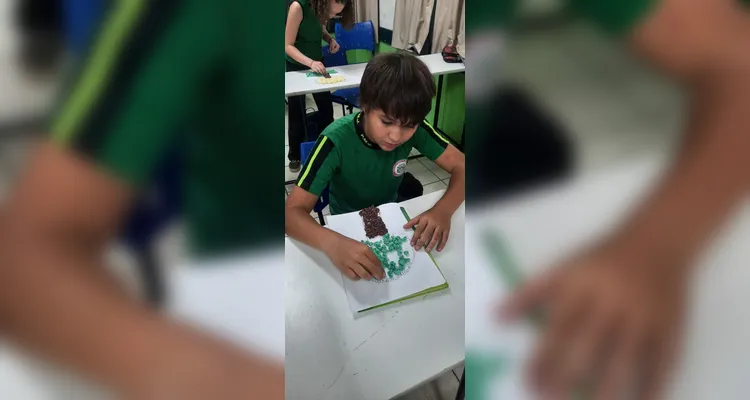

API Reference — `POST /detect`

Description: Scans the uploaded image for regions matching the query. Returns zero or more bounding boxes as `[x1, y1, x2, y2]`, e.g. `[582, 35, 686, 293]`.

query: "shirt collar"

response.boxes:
[354, 112, 379, 150]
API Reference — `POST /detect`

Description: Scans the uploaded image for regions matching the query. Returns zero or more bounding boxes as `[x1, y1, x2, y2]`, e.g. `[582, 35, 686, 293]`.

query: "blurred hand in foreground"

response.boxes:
[502, 244, 689, 400]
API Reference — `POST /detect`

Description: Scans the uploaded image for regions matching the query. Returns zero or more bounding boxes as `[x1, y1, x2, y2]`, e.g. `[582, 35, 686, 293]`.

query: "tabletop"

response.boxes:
[466, 154, 750, 399]
[285, 190, 465, 400]
[285, 53, 466, 97]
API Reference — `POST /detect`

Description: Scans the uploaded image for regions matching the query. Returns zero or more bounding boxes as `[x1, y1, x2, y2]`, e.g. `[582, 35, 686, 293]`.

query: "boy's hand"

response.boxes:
[404, 207, 452, 252]
[323, 235, 385, 280]
[329, 38, 340, 53]
[310, 61, 327, 75]
[501, 244, 689, 400]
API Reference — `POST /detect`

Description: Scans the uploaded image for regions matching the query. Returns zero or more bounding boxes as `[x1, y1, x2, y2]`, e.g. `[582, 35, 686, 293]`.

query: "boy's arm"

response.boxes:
[286, 137, 384, 280]
[406, 123, 464, 252]
[1, 146, 283, 398]
[285, 187, 384, 280]
[503, 1, 750, 398]
[432, 144, 466, 216]
[285, 186, 341, 254]
[0, 2, 282, 398]
[610, 0, 750, 266]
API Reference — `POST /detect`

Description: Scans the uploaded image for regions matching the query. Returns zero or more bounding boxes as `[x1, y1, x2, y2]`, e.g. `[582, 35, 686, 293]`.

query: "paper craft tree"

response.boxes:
[359, 206, 412, 281]
[359, 206, 388, 238]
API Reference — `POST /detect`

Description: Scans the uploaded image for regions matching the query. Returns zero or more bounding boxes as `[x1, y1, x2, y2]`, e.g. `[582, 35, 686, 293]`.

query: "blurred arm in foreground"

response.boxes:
[0, 1, 282, 398]
[503, 0, 750, 399]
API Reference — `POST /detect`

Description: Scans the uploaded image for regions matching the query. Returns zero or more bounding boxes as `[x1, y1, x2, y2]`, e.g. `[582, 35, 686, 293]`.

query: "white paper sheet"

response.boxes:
[465, 220, 536, 399]
[326, 203, 448, 315]
[306, 69, 348, 85]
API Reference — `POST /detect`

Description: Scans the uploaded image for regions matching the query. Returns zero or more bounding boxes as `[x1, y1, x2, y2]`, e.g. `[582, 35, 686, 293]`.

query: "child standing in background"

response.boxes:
[285, 0, 354, 172]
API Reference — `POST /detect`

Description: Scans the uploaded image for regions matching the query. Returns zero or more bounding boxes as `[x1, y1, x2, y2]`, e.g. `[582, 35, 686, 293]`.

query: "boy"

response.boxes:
[285, 52, 466, 281]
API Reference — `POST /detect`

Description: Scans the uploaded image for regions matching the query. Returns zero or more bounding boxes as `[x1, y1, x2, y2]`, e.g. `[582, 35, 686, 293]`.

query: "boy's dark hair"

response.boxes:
[310, 0, 355, 29]
[359, 52, 437, 127]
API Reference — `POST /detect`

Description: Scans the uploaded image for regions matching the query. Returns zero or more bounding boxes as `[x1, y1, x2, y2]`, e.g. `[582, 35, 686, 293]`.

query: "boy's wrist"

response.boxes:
[320, 230, 343, 255]
[603, 223, 695, 274]
[430, 201, 456, 219]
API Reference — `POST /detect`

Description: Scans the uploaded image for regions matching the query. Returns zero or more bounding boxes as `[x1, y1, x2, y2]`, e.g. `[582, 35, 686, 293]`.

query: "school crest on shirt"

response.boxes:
[393, 159, 407, 177]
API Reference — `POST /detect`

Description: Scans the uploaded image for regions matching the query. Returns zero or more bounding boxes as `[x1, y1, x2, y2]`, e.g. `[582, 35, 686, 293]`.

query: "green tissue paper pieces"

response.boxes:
[305, 69, 338, 77]
[361, 233, 410, 280]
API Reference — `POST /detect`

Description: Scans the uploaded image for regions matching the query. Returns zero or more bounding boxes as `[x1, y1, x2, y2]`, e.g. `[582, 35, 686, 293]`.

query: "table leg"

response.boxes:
[137, 244, 165, 307]
[434, 74, 444, 127]
[285, 95, 311, 186]
[455, 370, 465, 400]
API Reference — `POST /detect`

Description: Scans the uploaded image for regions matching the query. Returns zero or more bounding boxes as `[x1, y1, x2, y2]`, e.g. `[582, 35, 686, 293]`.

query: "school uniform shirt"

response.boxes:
[285, 0, 324, 66]
[49, 0, 281, 257]
[475, 0, 750, 37]
[296, 112, 450, 215]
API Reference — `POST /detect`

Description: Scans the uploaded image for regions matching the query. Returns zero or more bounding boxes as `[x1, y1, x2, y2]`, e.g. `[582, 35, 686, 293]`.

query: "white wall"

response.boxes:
[379, 0, 396, 30]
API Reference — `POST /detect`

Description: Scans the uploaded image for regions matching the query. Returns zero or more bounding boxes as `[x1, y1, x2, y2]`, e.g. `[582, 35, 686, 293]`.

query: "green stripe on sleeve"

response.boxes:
[298, 136, 329, 187]
[51, 0, 147, 143]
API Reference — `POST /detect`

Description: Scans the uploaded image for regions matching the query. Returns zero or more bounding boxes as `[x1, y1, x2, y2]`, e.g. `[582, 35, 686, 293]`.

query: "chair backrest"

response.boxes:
[322, 44, 348, 67]
[300, 140, 330, 212]
[335, 20, 376, 54]
[64, 0, 106, 56]
[300, 141, 316, 165]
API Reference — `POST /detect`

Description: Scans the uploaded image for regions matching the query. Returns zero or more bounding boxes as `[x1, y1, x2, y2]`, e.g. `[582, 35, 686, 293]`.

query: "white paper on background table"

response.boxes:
[306, 70, 348, 85]
[326, 203, 447, 315]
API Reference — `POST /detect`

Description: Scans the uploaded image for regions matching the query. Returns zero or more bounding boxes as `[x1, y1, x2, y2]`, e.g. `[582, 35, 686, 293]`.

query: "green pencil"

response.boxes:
[482, 228, 590, 399]
[481, 229, 546, 328]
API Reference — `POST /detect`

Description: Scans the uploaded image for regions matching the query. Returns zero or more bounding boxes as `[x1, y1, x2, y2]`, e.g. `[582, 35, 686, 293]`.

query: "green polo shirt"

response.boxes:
[285, 0, 323, 66]
[296, 112, 449, 214]
[49, 0, 282, 257]
[480, 0, 657, 35]
[479, 0, 750, 36]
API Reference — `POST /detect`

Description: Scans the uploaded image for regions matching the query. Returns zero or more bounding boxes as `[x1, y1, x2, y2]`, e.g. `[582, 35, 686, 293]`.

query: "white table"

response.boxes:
[285, 190, 465, 400]
[284, 53, 465, 97]
[467, 154, 750, 399]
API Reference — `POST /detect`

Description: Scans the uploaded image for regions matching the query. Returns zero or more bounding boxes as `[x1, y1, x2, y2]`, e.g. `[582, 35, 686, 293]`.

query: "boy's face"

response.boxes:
[330, 1, 345, 17]
[363, 109, 419, 151]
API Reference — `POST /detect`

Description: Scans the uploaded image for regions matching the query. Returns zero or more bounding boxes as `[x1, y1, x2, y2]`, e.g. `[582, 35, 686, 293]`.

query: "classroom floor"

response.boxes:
[284, 98, 452, 222]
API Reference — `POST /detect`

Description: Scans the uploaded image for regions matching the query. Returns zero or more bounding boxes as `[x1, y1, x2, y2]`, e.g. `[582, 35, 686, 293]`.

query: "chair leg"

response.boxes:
[136, 245, 166, 308]
[454, 370, 465, 400]
[318, 210, 326, 226]
[341, 104, 346, 116]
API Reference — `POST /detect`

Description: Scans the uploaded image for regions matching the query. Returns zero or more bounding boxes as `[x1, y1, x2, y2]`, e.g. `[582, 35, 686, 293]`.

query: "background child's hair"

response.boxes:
[310, 0, 355, 30]
[359, 52, 437, 127]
